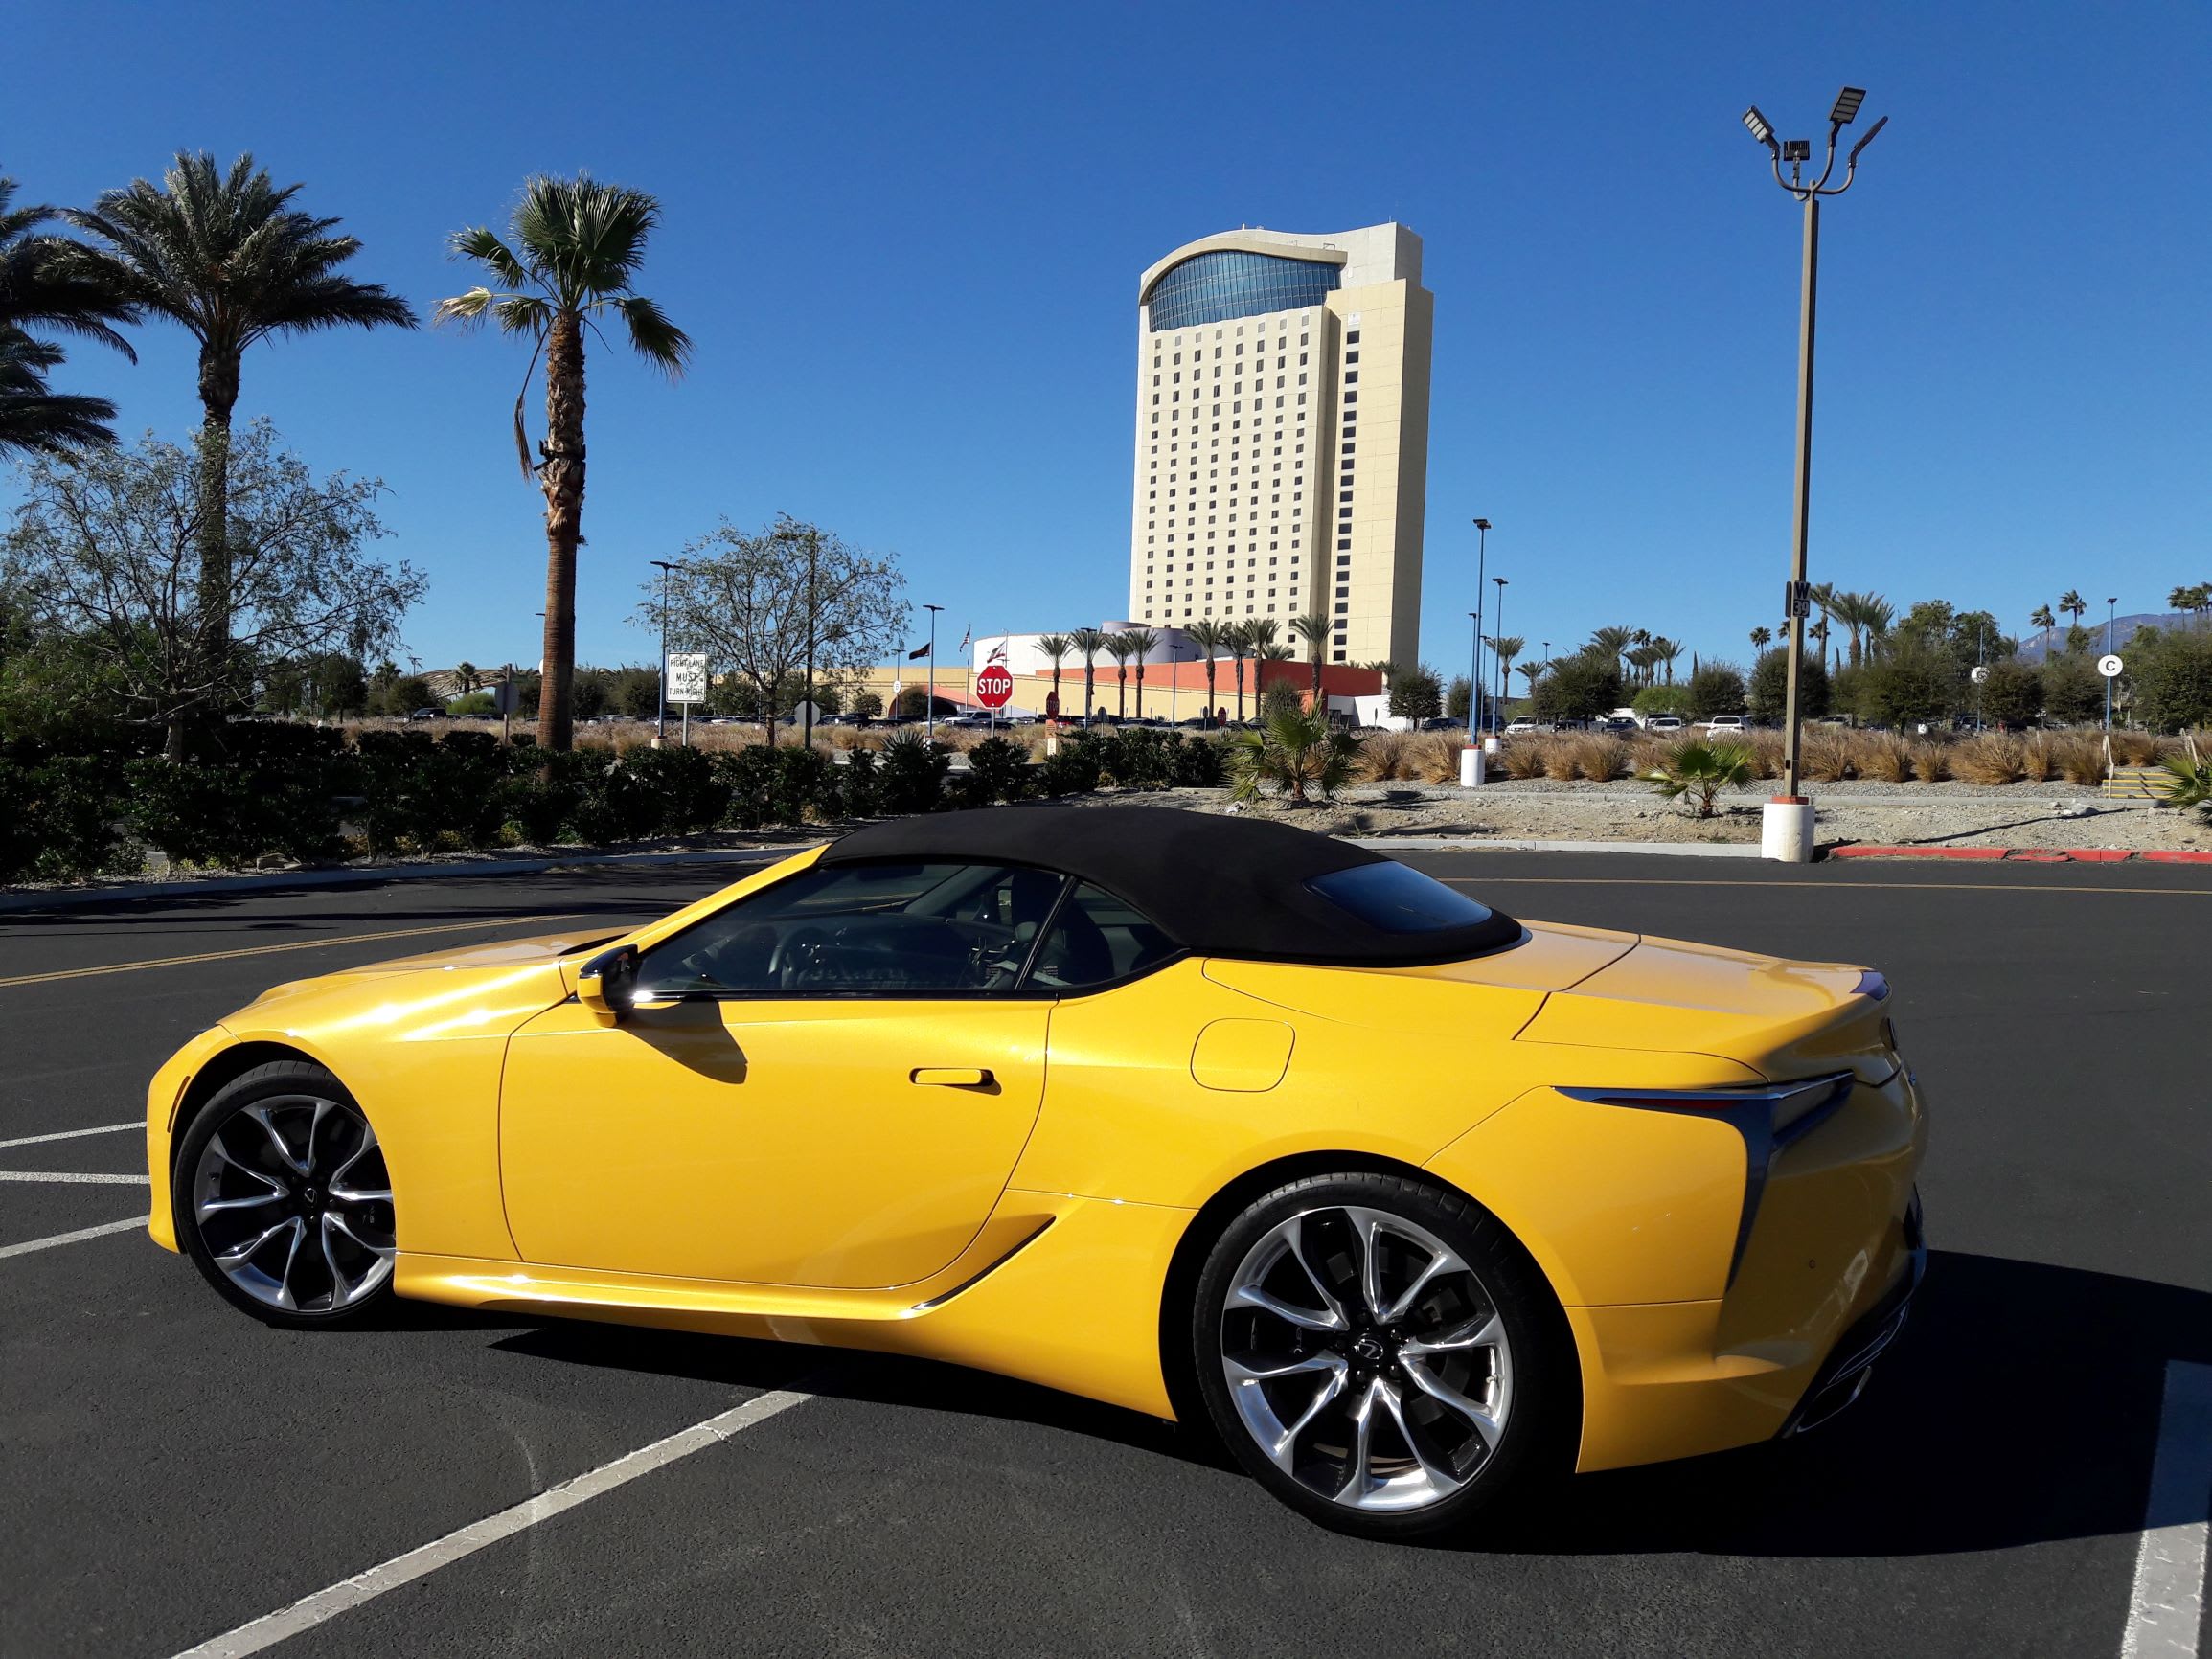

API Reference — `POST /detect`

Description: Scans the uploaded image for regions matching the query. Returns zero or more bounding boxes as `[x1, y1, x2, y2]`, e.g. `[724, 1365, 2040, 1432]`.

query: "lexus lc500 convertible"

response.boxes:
[147, 807, 1926, 1538]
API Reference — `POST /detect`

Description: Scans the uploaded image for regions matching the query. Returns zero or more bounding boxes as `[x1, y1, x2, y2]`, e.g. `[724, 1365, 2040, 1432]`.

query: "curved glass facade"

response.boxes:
[1145, 250, 1339, 332]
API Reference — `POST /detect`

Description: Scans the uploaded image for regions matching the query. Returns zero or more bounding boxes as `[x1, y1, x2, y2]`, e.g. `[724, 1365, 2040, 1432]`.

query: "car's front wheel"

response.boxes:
[173, 1060, 397, 1328]
[1190, 1172, 1570, 1539]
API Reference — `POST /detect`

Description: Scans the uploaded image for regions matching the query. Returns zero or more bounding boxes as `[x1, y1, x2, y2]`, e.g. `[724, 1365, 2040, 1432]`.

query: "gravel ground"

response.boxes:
[1063, 779, 2211, 852]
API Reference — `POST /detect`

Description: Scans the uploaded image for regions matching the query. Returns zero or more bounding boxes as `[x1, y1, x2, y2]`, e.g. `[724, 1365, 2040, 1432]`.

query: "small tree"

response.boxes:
[2, 421, 423, 756]
[2127, 627, 2212, 732]
[1388, 662, 1445, 720]
[647, 515, 905, 742]
[1686, 661, 1748, 721]
[1853, 643, 1959, 730]
[1229, 704, 1361, 805]
[1978, 658, 2042, 728]
[1747, 648, 1831, 724]
[1534, 650, 1622, 724]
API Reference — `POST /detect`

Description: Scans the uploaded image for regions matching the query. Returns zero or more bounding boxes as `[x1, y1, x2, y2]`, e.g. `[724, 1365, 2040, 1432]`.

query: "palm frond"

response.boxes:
[602, 293, 691, 375]
[447, 225, 534, 291]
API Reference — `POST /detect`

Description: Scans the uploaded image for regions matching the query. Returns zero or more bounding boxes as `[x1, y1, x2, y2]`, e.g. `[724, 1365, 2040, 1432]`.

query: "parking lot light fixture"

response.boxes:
[650, 558, 687, 742]
[1742, 82, 1887, 835]
[1471, 519, 1492, 736]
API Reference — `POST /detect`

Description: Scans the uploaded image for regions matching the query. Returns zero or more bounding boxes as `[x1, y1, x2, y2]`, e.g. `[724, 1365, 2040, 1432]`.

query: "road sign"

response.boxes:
[2098, 653, 2124, 679]
[666, 652, 709, 704]
[974, 663, 1014, 709]
[1970, 666, 1991, 685]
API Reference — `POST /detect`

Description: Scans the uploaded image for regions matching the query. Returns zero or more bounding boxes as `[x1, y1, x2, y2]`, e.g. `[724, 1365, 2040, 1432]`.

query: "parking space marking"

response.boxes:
[168, 1385, 814, 1659]
[0, 1170, 147, 1184]
[0, 1216, 144, 1260]
[2124, 1360, 2212, 1658]
[0, 913, 593, 990]
[0, 1122, 138, 1149]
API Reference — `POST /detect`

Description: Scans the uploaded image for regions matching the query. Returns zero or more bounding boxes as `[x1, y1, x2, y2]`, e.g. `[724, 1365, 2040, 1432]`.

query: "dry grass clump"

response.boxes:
[1745, 731, 1785, 780]
[1908, 739, 1951, 783]
[1566, 735, 1629, 781]
[1851, 730, 1915, 782]
[1498, 738, 1554, 780]
[2018, 731, 2058, 782]
[1410, 734, 1469, 784]
[1948, 733, 2022, 784]
[1802, 727, 1855, 782]
[2047, 732, 2108, 784]
[2110, 730, 2162, 765]
[1541, 739, 1584, 781]
[1356, 732, 1419, 783]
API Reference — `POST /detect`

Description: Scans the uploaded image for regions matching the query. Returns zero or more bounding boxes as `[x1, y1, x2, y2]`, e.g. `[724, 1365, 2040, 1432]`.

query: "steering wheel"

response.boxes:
[767, 924, 832, 990]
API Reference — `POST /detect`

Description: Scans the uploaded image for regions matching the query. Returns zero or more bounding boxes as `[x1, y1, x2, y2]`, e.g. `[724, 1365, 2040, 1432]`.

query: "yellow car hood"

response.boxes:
[225, 929, 615, 1029]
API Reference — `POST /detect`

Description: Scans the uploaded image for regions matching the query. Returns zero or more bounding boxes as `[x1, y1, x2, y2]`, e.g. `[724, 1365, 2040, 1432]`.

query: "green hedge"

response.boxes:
[0, 726, 1243, 886]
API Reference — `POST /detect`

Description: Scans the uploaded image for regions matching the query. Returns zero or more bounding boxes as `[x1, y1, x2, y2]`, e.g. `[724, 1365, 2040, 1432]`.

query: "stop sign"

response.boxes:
[974, 663, 1014, 709]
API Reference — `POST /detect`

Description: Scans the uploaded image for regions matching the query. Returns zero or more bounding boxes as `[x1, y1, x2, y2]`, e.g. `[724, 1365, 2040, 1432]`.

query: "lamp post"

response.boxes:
[923, 603, 944, 744]
[650, 559, 687, 744]
[2105, 596, 2118, 731]
[1471, 519, 1492, 735]
[1492, 576, 1509, 716]
[1742, 84, 1886, 857]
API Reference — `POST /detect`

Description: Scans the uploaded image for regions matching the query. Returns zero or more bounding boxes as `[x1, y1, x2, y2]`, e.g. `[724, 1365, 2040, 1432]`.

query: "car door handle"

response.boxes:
[911, 1067, 993, 1088]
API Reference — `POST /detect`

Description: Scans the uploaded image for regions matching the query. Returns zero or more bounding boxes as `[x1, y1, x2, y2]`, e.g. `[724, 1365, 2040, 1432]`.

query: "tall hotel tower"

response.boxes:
[1129, 223, 1432, 669]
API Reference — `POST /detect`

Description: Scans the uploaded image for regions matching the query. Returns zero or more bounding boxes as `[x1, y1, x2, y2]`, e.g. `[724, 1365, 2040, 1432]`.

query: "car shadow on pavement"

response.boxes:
[487, 1248, 2208, 1557]
[1468, 1248, 2212, 1558]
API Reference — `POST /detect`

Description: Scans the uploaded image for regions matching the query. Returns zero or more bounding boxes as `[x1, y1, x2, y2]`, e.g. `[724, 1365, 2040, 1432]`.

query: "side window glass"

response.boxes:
[637, 861, 1068, 999]
[1025, 883, 1178, 992]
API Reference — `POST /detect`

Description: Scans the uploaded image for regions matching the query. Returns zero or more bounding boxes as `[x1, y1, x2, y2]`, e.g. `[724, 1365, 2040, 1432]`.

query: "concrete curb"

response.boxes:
[0, 845, 795, 914]
[1346, 837, 1766, 858]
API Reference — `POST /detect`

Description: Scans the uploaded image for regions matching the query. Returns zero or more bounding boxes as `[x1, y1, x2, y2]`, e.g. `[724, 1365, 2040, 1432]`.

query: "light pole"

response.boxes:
[1743, 84, 1886, 851]
[2105, 595, 2118, 731]
[1471, 518, 1492, 734]
[1492, 576, 1509, 716]
[650, 559, 686, 744]
[1743, 92, 1884, 805]
[923, 603, 944, 744]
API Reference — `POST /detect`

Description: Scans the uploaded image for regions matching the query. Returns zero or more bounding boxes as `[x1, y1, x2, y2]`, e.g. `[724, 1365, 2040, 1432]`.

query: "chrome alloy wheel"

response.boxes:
[190, 1094, 395, 1314]
[1219, 1205, 1513, 1513]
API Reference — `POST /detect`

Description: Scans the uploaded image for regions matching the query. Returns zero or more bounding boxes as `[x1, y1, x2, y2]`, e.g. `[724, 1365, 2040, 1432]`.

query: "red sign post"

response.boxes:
[974, 663, 1014, 710]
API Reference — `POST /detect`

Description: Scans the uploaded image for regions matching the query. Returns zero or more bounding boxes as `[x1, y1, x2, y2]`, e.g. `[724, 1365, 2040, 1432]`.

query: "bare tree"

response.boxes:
[642, 514, 906, 742]
[3, 420, 424, 757]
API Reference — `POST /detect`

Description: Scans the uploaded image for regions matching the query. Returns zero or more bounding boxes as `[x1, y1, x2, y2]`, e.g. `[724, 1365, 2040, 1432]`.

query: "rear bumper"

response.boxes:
[1779, 1187, 1927, 1436]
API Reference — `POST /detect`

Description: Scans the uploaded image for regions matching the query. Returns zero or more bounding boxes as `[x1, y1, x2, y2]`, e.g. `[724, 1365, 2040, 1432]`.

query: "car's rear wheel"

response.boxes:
[173, 1061, 396, 1328]
[1190, 1172, 1568, 1539]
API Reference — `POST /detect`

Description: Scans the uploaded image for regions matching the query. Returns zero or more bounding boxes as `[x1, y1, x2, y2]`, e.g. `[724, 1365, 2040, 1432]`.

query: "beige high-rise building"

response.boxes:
[1129, 223, 1432, 670]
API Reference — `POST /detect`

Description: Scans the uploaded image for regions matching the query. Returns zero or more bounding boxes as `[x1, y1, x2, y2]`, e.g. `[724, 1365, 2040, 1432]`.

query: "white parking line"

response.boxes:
[2125, 1360, 2212, 1658]
[0, 1122, 138, 1149]
[0, 1216, 145, 1259]
[0, 1171, 148, 1185]
[168, 1386, 814, 1659]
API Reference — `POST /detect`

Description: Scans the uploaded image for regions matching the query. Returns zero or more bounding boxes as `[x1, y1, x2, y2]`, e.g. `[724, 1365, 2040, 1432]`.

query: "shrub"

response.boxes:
[124, 754, 348, 866]
[1534, 651, 1621, 724]
[878, 732, 949, 813]
[2129, 629, 2212, 733]
[960, 737, 1034, 806]
[1631, 684, 1691, 717]
[1908, 740, 1951, 783]
[2019, 731, 2059, 783]
[1173, 734, 1228, 787]
[1977, 659, 2042, 728]
[0, 755, 130, 879]
[1642, 739, 1754, 818]
[1356, 732, 1415, 783]
[1098, 727, 1177, 789]
[1499, 737, 1553, 780]
[502, 778, 576, 845]
[1566, 735, 1628, 781]
[1686, 662, 1748, 721]
[713, 745, 786, 829]
[1853, 646, 1958, 731]
[2046, 732, 2107, 784]
[2152, 738, 2211, 818]
[832, 748, 881, 818]
[1036, 737, 1106, 798]
[1852, 731, 1915, 783]
[2039, 653, 2104, 725]
[1801, 728, 1855, 783]
[623, 745, 731, 834]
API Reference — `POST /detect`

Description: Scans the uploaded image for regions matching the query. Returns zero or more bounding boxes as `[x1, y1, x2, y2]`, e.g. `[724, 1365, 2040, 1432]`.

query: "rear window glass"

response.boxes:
[1305, 863, 1496, 934]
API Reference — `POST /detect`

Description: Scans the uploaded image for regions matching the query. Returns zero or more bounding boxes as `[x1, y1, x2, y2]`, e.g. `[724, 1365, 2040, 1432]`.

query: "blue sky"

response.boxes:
[7, 1, 2206, 676]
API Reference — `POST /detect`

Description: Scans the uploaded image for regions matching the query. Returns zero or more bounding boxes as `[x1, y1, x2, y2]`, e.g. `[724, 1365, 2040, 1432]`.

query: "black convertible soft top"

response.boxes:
[820, 805, 1521, 967]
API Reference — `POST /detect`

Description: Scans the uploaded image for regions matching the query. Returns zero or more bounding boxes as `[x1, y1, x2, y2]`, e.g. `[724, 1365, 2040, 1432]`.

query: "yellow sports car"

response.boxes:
[147, 807, 1926, 1538]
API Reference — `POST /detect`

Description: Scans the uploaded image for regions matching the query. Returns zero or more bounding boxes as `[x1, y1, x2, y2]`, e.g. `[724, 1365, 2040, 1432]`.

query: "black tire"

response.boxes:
[172, 1060, 397, 1329]
[1188, 1171, 1573, 1540]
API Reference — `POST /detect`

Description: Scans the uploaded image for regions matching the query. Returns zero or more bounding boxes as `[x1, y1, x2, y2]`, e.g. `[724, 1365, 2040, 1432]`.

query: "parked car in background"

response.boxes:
[406, 708, 442, 722]
[1646, 716, 1684, 733]
[1504, 716, 1540, 736]
[1699, 715, 1750, 736]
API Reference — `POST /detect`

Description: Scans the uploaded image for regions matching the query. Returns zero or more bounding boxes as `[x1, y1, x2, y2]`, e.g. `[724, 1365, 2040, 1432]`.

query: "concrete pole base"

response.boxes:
[1460, 746, 1486, 788]
[1762, 797, 1815, 863]
[1482, 736, 1501, 757]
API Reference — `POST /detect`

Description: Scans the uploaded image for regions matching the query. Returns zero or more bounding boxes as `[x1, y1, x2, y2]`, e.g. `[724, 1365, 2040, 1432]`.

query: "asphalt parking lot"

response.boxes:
[4, 848, 2208, 1659]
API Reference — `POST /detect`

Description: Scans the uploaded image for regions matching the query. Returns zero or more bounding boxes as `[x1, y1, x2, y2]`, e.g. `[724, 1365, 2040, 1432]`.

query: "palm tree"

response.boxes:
[1104, 631, 1134, 719]
[1227, 620, 1253, 723]
[1491, 636, 1524, 698]
[2058, 589, 2087, 651]
[1183, 619, 1228, 726]
[62, 151, 417, 662]
[0, 172, 138, 456]
[2029, 604, 2056, 652]
[1229, 704, 1362, 805]
[454, 661, 480, 696]
[1749, 625, 1773, 651]
[1037, 634, 1072, 719]
[1123, 626, 1159, 718]
[1290, 610, 1331, 704]
[1589, 625, 1636, 680]
[1070, 626, 1106, 724]
[1516, 661, 1542, 694]
[1859, 595, 1895, 661]
[1651, 636, 1683, 684]
[1808, 582, 1839, 671]
[437, 173, 689, 752]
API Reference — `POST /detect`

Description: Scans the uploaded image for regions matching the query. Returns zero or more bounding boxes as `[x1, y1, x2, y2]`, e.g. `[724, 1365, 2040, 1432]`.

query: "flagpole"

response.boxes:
[924, 603, 943, 745]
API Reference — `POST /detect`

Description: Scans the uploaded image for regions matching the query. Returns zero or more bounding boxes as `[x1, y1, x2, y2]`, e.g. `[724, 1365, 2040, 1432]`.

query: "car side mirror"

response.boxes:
[577, 943, 641, 1025]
